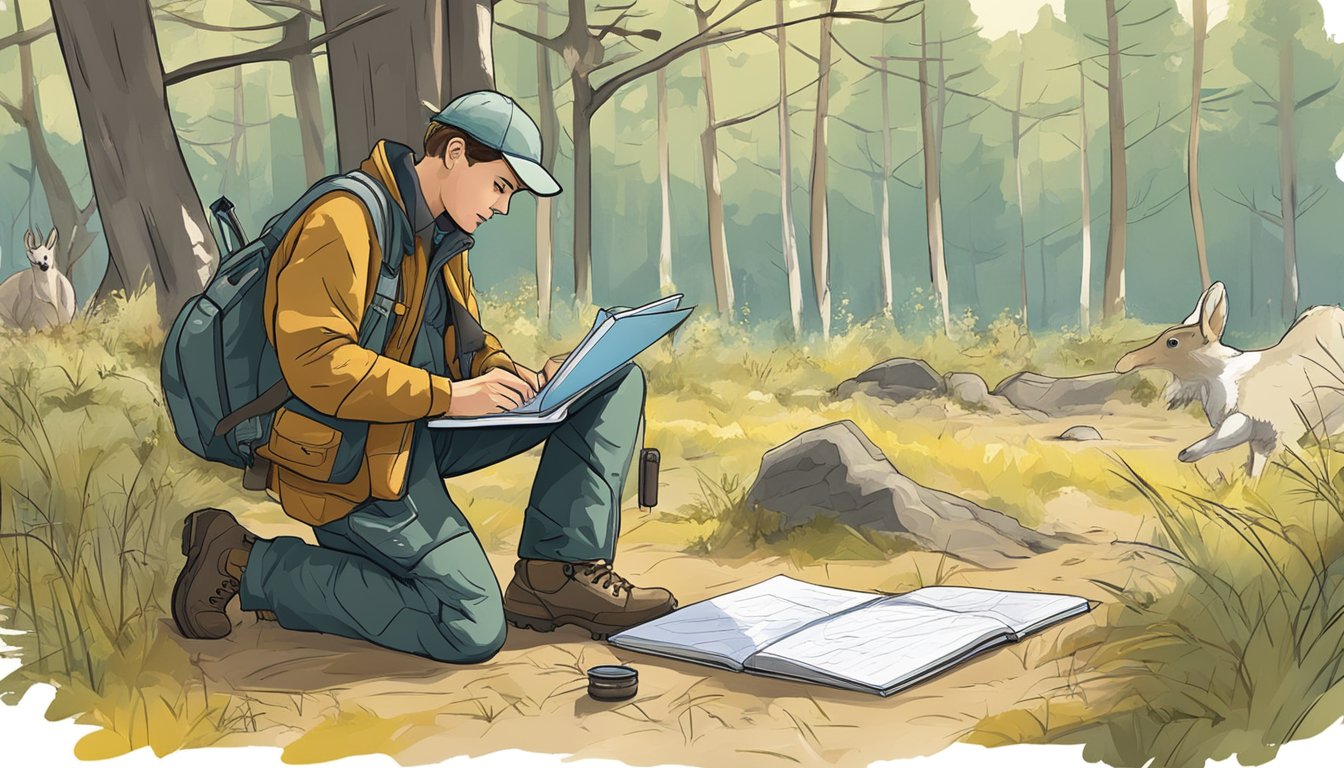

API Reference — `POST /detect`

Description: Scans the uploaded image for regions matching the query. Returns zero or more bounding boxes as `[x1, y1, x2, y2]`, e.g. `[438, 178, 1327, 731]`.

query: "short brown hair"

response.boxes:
[423, 122, 505, 165]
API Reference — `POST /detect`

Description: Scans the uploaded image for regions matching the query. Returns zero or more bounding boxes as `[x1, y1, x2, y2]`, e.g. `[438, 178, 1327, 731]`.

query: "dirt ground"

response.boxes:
[176, 398, 1215, 767]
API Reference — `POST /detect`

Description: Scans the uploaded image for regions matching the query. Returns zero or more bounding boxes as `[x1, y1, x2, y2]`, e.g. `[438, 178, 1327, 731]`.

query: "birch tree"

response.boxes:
[497, 0, 916, 308]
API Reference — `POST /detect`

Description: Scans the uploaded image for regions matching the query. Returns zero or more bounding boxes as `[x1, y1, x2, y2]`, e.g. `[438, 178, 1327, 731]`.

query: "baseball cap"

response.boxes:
[427, 90, 562, 197]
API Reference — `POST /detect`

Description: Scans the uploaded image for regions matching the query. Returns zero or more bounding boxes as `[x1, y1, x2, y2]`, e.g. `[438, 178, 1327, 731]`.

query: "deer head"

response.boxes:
[1114, 281, 1230, 379]
[23, 227, 58, 273]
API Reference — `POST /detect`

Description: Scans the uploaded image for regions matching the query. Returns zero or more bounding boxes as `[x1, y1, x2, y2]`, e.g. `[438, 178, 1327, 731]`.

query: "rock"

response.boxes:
[992, 370, 1141, 416]
[835, 358, 946, 404]
[1058, 425, 1103, 442]
[944, 372, 991, 405]
[745, 420, 1065, 564]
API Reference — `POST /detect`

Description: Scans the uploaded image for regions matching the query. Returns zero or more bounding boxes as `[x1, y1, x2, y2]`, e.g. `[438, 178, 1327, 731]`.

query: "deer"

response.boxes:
[0, 227, 77, 331]
[1114, 281, 1344, 478]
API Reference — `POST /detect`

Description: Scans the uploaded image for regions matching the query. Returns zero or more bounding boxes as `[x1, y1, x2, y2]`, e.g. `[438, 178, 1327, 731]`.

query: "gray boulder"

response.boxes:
[992, 371, 1140, 416]
[745, 420, 1064, 564]
[835, 358, 946, 404]
[1058, 425, 1104, 442]
[944, 372, 991, 406]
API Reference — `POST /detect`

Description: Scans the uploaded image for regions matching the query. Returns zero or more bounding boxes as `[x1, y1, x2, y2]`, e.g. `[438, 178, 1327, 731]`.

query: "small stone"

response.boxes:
[1058, 425, 1104, 442]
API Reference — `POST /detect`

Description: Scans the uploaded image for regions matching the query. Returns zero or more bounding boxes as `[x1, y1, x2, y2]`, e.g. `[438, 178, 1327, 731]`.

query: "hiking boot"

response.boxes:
[171, 508, 256, 640]
[503, 559, 678, 640]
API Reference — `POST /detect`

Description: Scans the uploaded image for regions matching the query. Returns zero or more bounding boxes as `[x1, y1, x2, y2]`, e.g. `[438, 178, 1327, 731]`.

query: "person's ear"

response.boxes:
[443, 137, 465, 171]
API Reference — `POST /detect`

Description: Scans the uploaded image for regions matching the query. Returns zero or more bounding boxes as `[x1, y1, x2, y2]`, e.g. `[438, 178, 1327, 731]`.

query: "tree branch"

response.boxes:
[0, 19, 55, 51]
[251, 0, 322, 21]
[830, 29, 1004, 112]
[589, 1, 922, 113]
[163, 4, 391, 86]
[1218, 189, 1282, 227]
[1124, 103, 1190, 151]
[156, 8, 288, 33]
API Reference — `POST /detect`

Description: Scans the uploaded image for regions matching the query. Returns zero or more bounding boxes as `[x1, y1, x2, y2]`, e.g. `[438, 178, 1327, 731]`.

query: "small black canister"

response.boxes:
[587, 664, 638, 701]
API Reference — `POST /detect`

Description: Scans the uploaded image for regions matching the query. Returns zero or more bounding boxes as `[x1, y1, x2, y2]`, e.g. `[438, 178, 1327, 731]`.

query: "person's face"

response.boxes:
[437, 137, 522, 234]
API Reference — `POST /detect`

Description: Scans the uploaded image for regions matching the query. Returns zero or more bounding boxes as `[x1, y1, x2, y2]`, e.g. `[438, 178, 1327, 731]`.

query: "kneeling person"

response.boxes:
[171, 90, 677, 662]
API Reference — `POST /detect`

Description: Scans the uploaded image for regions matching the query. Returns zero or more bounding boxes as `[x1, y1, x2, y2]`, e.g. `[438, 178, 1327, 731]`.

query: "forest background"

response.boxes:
[1, 0, 1342, 345]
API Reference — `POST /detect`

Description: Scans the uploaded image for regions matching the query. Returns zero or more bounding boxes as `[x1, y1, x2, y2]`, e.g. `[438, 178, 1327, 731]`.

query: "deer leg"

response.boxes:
[1178, 412, 1253, 463]
[1246, 445, 1270, 478]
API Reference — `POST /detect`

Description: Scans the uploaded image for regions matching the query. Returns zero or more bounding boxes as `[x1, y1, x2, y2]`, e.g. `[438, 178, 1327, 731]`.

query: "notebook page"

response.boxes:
[885, 587, 1090, 638]
[607, 575, 883, 670]
[746, 602, 1012, 694]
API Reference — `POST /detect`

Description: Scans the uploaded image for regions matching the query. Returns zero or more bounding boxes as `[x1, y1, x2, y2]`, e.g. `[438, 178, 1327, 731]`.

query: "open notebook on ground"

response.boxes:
[607, 575, 1092, 696]
[429, 293, 692, 428]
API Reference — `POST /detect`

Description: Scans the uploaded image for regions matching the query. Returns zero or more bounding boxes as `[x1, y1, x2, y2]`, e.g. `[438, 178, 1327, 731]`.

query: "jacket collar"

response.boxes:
[376, 140, 474, 261]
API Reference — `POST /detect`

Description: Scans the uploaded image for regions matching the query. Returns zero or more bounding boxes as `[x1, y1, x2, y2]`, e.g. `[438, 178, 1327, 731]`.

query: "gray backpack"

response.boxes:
[161, 170, 410, 489]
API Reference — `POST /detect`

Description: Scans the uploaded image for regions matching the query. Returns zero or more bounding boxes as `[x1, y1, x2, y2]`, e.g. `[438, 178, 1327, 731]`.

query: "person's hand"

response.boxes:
[514, 353, 569, 392]
[539, 353, 567, 388]
[444, 367, 538, 417]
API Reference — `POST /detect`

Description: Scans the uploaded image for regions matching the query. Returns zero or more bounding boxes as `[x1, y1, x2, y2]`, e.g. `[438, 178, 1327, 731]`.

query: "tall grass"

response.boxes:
[971, 441, 1344, 767]
[0, 286, 250, 756]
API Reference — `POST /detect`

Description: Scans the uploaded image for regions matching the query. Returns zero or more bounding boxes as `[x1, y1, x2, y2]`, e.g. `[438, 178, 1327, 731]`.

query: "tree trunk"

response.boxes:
[1013, 60, 1027, 326]
[572, 75, 594, 307]
[1101, 0, 1129, 320]
[696, 7, 734, 320]
[657, 67, 674, 297]
[1078, 66, 1093, 334]
[917, 14, 950, 335]
[808, 7, 836, 339]
[49, 0, 218, 325]
[877, 63, 893, 320]
[1188, 0, 1210, 288]
[1038, 158, 1047, 325]
[446, 0, 496, 97]
[234, 68, 254, 216]
[11, 1, 96, 289]
[1277, 35, 1299, 324]
[283, 10, 326, 185]
[536, 0, 557, 333]
[324, 0, 454, 170]
[777, 0, 803, 337]
[1247, 213, 1257, 322]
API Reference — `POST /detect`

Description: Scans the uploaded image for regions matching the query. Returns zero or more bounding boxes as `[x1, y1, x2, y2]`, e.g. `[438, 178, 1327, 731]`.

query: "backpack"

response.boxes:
[161, 170, 411, 489]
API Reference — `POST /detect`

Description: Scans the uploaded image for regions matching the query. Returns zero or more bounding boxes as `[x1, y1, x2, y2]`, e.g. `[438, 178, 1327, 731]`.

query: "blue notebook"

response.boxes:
[428, 293, 693, 428]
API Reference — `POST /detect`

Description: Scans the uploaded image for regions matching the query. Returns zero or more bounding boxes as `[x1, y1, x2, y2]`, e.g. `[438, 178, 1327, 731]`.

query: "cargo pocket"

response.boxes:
[344, 498, 435, 570]
[258, 405, 342, 482]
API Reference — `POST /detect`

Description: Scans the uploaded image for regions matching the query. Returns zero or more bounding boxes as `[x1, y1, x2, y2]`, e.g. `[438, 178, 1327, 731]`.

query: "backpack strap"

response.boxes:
[213, 171, 411, 441]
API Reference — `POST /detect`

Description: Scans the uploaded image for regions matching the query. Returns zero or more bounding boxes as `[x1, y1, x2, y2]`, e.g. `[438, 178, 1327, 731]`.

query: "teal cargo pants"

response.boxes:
[236, 361, 646, 663]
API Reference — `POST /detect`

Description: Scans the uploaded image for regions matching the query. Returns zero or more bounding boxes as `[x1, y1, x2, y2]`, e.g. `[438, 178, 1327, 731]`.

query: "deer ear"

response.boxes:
[24, 229, 37, 251]
[45, 227, 58, 250]
[1182, 285, 1211, 326]
[1200, 282, 1228, 342]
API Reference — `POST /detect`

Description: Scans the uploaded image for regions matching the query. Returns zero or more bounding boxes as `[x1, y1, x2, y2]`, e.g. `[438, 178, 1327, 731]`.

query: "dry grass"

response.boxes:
[0, 285, 257, 756]
[6, 279, 1338, 765]
[968, 440, 1344, 767]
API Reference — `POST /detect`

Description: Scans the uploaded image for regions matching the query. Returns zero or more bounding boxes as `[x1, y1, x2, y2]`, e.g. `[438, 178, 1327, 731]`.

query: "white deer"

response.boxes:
[1114, 281, 1344, 478]
[0, 227, 77, 331]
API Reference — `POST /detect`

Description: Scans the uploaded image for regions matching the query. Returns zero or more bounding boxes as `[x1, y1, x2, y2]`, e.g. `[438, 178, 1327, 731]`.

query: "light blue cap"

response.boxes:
[429, 90, 561, 197]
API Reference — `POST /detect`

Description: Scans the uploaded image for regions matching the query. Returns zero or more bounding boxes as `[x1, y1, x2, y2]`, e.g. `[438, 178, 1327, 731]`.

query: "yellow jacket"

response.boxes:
[255, 140, 517, 527]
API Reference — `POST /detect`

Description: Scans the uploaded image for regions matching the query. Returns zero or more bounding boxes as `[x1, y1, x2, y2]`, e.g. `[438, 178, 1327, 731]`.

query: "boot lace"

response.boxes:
[207, 576, 240, 608]
[569, 561, 633, 597]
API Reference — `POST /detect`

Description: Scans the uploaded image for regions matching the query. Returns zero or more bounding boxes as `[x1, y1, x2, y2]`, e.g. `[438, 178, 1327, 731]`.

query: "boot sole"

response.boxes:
[504, 600, 679, 642]
[171, 508, 231, 640]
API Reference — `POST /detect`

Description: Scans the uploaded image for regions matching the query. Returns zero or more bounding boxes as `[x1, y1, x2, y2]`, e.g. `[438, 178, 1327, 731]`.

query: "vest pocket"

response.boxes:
[259, 405, 342, 480]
